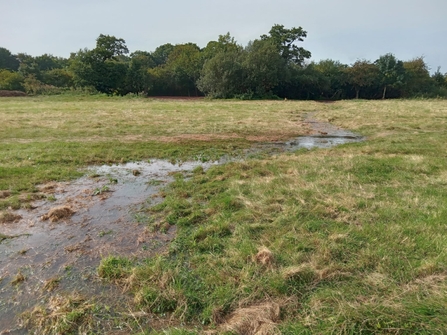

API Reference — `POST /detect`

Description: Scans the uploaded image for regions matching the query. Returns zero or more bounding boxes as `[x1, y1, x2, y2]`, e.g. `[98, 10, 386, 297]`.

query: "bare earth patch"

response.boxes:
[0, 90, 27, 97]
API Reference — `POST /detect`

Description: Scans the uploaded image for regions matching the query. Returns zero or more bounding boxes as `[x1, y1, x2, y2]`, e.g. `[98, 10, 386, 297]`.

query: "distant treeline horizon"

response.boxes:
[1, 25, 446, 99]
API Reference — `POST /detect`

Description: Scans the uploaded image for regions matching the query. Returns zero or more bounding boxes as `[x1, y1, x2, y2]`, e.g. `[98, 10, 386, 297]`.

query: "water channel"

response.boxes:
[0, 116, 363, 333]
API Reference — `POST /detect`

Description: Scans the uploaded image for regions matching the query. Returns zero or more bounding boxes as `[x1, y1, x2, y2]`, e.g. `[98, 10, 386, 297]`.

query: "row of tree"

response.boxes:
[1, 25, 446, 99]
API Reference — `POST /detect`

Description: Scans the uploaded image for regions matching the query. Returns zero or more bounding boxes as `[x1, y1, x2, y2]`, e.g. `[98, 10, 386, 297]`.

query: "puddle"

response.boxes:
[0, 115, 363, 333]
[0, 160, 216, 333]
[280, 113, 362, 151]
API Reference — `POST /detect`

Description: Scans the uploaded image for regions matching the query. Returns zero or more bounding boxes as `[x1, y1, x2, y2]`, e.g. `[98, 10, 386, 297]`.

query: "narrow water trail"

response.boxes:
[0, 115, 363, 333]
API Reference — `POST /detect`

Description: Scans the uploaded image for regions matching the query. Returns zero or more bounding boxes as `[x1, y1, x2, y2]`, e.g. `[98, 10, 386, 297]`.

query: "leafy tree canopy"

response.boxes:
[151, 43, 175, 66]
[202, 33, 241, 60]
[197, 49, 245, 98]
[261, 24, 311, 66]
[375, 53, 406, 99]
[402, 57, 432, 96]
[0, 69, 24, 90]
[70, 34, 130, 95]
[432, 67, 447, 87]
[347, 60, 380, 99]
[0, 47, 19, 71]
[95, 34, 129, 61]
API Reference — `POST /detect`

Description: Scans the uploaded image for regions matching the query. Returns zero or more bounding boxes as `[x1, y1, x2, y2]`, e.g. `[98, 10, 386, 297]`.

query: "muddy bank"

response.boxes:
[0, 115, 363, 333]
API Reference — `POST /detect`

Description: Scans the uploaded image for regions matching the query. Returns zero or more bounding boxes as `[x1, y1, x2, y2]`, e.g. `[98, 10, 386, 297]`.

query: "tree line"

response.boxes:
[1, 25, 446, 99]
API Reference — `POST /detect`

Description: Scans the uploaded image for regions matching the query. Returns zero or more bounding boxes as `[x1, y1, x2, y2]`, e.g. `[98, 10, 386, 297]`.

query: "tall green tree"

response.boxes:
[71, 35, 130, 94]
[243, 39, 287, 97]
[126, 51, 155, 94]
[42, 68, 73, 87]
[94, 34, 129, 61]
[432, 67, 447, 88]
[164, 43, 203, 96]
[16, 53, 41, 79]
[151, 43, 175, 66]
[0, 47, 19, 71]
[277, 63, 324, 100]
[375, 53, 406, 99]
[314, 59, 349, 99]
[402, 57, 432, 97]
[202, 33, 240, 60]
[261, 24, 311, 66]
[34, 54, 67, 71]
[0, 70, 24, 90]
[197, 50, 245, 98]
[347, 60, 380, 99]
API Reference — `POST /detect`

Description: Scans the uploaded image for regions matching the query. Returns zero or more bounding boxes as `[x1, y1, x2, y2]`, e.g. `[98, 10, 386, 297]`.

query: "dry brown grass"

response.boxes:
[43, 277, 60, 292]
[38, 182, 58, 193]
[254, 247, 275, 267]
[20, 294, 95, 334]
[0, 211, 22, 223]
[0, 190, 11, 199]
[41, 206, 74, 222]
[221, 302, 281, 335]
[11, 271, 26, 285]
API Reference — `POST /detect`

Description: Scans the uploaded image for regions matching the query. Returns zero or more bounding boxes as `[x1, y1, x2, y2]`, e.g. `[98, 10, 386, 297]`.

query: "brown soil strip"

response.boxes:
[149, 96, 204, 101]
[0, 90, 27, 97]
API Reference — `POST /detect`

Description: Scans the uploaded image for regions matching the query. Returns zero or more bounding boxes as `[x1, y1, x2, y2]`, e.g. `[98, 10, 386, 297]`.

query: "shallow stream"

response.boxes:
[0, 115, 363, 333]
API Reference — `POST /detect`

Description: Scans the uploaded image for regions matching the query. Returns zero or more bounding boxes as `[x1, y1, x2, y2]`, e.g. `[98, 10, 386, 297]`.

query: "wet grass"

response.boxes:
[0, 95, 312, 210]
[2, 97, 447, 334]
[97, 99, 446, 334]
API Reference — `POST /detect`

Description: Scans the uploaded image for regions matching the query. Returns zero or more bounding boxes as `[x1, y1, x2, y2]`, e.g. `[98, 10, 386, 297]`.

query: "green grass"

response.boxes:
[3, 96, 447, 334]
[129, 151, 447, 332]
[114, 99, 447, 334]
[0, 95, 313, 208]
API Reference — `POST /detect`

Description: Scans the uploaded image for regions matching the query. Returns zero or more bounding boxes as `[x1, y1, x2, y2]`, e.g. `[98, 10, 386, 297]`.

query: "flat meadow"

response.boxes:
[1, 96, 447, 334]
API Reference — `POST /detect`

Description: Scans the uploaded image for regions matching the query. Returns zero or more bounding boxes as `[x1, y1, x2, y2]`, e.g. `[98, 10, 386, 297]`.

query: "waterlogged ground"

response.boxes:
[0, 116, 363, 333]
[0, 160, 218, 333]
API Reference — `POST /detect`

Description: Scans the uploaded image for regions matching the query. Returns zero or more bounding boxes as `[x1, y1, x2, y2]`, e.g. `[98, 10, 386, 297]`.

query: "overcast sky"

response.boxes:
[1, 0, 446, 72]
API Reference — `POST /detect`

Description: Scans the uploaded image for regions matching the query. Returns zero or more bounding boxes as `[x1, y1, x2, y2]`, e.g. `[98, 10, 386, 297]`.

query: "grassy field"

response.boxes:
[2, 96, 447, 334]
[0, 95, 310, 209]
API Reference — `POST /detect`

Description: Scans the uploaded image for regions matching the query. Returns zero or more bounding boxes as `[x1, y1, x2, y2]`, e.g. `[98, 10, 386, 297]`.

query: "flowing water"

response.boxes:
[0, 116, 363, 333]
